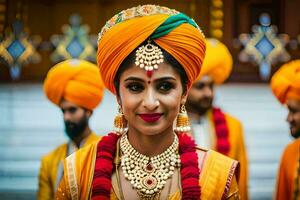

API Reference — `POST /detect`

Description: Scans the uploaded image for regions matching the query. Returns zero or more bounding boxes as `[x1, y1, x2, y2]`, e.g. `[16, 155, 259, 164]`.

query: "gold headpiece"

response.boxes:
[135, 41, 164, 77]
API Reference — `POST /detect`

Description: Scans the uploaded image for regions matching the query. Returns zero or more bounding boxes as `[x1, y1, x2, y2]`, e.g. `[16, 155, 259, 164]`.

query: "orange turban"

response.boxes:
[44, 59, 105, 110]
[97, 5, 206, 94]
[196, 38, 233, 84]
[271, 60, 300, 104]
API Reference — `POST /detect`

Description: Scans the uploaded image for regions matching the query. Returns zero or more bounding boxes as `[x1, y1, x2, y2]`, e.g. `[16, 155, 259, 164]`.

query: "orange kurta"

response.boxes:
[37, 133, 99, 200]
[275, 138, 300, 200]
[55, 137, 240, 200]
[192, 109, 248, 200]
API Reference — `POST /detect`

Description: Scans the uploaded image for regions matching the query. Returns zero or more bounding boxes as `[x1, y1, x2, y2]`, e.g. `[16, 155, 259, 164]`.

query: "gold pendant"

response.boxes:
[137, 190, 160, 200]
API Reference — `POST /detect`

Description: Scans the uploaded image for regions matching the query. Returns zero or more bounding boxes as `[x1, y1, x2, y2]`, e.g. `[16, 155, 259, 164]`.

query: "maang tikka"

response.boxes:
[135, 40, 164, 77]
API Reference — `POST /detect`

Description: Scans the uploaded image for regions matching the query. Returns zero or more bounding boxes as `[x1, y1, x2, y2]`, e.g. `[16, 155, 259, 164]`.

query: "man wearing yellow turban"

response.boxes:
[37, 59, 105, 200]
[55, 5, 240, 199]
[186, 38, 248, 200]
[271, 60, 300, 200]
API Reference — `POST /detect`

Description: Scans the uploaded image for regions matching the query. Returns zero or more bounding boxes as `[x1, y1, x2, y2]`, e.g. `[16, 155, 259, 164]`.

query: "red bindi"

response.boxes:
[146, 70, 153, 77]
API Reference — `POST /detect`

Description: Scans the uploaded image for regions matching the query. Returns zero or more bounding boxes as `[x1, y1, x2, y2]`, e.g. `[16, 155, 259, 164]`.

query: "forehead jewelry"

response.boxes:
[135, 40, 164, 77]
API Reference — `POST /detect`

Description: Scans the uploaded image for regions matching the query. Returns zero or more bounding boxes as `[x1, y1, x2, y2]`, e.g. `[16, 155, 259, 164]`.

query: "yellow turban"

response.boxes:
[44, 59, 105, 110]
[271, 60, 300, 104]
[196, 38, 233, 84]
[97, 5, 206, 94]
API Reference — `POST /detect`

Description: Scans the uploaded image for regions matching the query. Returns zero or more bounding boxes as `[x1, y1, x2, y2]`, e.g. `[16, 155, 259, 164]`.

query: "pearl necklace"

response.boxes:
[120, 134, 180, 199]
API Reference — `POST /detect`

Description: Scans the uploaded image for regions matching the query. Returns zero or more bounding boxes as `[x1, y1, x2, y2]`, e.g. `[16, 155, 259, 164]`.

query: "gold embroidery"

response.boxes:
[66, 153, 79, 200]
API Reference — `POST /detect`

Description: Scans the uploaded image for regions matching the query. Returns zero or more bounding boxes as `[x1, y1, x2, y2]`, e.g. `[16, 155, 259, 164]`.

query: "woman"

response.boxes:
[56, 5, 240, 200]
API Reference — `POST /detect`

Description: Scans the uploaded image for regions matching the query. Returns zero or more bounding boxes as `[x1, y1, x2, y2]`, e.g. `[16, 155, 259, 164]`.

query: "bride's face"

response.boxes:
[118, 61, 187, 136]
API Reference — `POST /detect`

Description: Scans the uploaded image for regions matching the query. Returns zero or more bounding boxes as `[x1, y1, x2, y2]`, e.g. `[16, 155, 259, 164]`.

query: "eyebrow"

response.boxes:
[124, 76, 177, 82]
[124, 77, 143, 82]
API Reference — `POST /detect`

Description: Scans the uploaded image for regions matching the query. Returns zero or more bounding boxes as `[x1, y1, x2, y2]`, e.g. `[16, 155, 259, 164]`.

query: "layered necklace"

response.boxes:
[120, 133, 181, 199]
[91, 132, 201, 200]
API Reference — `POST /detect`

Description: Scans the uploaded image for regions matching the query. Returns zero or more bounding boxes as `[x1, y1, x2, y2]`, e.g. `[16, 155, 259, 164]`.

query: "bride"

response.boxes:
[55, 5, 240, 200]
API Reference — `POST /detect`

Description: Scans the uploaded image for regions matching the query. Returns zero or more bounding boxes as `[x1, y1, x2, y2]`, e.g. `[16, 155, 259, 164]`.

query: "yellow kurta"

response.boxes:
[55, 137, 240, 199]
[37, 133, 99, 200]
[275, 139, 300, 200]
[192, 109, 248, 200]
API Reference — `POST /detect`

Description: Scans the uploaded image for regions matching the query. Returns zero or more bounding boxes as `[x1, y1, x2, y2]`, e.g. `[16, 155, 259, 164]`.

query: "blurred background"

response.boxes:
[0, 0, 299, 199]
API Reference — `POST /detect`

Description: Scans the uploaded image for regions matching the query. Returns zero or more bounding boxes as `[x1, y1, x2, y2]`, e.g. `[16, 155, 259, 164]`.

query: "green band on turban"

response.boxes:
[150, 13, 198, 39]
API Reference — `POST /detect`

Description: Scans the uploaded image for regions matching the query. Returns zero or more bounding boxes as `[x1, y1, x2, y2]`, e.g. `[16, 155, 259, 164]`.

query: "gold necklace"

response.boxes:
[120, 134, 180, 199]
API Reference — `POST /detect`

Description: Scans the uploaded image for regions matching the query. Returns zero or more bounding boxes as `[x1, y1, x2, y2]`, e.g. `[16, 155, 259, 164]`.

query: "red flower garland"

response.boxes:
[178, 133, 201, 199]
[91, 132, 201, 199]
[91, 133, 121, 200]
[212, 107, 230, 155]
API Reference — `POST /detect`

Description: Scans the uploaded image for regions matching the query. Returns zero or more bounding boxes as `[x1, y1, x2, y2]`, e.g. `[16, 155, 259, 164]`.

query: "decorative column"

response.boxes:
[210, 0, 224, 40]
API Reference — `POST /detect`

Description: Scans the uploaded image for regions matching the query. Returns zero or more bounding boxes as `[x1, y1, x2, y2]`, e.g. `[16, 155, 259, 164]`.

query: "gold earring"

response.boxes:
[174, 105, 191, 133]
[114, 105, 128, 135]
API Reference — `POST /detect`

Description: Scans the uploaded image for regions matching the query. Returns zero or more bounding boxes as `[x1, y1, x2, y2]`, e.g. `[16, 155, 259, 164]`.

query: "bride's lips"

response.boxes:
[139, 113, 163, 122]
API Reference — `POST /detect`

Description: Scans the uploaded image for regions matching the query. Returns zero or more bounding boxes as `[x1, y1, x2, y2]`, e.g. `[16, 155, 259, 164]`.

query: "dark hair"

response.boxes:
[114, 42, 188, 96]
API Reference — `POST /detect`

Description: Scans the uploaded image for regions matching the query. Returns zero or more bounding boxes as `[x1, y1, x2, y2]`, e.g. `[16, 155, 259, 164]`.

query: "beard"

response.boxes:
[187, 97, 213, 115]
[64, 116, 88, 140]
[291, 128, 300, 139]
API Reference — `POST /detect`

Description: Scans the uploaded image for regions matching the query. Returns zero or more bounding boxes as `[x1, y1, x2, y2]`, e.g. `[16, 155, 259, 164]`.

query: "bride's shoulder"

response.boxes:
[195, 147, 239, 175]
[196, 147, 240, 199]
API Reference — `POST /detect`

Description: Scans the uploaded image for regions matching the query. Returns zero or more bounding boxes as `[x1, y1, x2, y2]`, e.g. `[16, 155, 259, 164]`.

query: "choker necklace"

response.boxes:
[120, 133, 180, 199]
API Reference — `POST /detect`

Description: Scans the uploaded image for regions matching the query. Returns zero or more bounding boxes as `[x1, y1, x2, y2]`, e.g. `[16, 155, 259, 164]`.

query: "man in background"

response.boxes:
[271, 60, 300, 200]
[186, 38, 248, 199]
[37, 59, 105, 199]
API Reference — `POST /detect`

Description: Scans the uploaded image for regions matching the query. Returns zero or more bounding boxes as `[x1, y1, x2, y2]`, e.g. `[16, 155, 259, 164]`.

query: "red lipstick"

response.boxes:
[139, 113, 163, 123]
